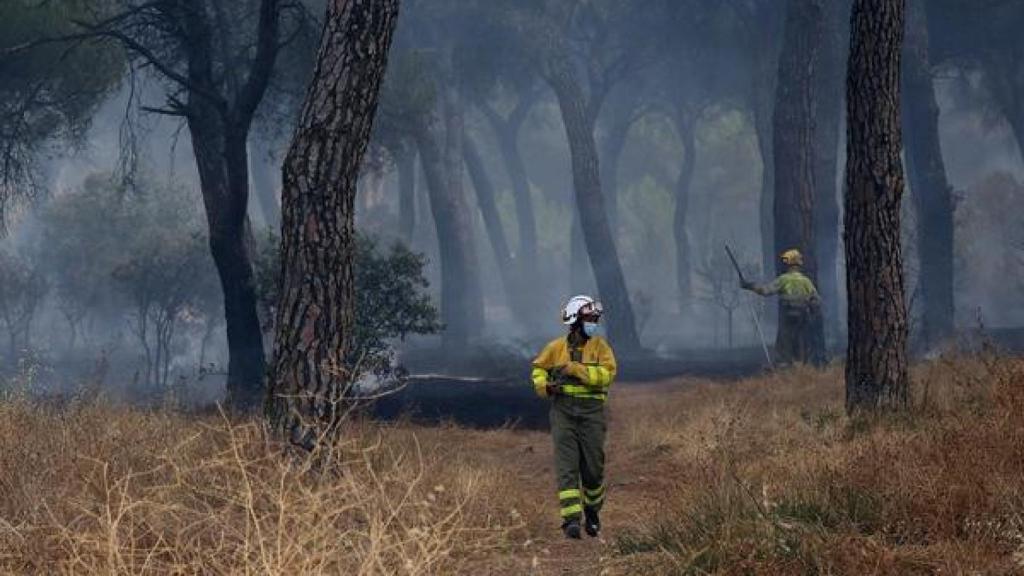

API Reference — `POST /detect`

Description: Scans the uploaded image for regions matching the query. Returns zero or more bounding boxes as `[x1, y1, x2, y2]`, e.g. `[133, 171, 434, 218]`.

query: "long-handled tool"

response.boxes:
[725, 245, 773, 368]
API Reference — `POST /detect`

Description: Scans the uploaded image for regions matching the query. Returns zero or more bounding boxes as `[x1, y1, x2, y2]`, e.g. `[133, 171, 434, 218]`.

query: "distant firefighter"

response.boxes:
[742, 249, 822, 366]
[530, 295, 617, 540]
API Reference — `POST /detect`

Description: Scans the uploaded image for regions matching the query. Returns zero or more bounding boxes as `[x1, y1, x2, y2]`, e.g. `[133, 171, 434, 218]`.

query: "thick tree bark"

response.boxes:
[903, 0, 955, 347]
[815, 0, 847, 350]
[774, 0, 825, 358]
[545, 55, 641, 352]
[395, 145, 416, 244]
[844, 0, 909, 413]
[266, 0, 399, 446]
[413, 112, 484, 349]
[672, 110, 697, 305]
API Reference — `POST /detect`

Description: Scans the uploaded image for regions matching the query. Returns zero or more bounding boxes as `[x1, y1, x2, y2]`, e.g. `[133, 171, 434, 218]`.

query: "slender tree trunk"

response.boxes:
[815, 0, 847, 350]
[442, 83, 483, 346]
[546, 57, 640, 352]
[903, 0, 954, 348]
[774, 0, 825, 359]
[598, 107, 635, 231]
[266, 0, 399, 446]
[414, 115, 483, 349]
[844, 0, 909, 413]
[489, 116, 539, 277]
[464, 132, 522, 312]
[672, 111, 697, 305]
[189, 111, 267, 410]
[396, 145, 416, 243]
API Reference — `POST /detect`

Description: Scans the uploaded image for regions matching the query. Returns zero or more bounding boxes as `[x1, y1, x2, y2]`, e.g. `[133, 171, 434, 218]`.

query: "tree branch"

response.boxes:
[234, 0, 281, 127]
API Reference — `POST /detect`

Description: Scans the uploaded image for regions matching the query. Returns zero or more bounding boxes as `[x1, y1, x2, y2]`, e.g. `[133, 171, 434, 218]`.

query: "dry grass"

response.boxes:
[612, 354, 1024, 575]
[1, 353, 1023, 574]
[0, 401, 524, 575]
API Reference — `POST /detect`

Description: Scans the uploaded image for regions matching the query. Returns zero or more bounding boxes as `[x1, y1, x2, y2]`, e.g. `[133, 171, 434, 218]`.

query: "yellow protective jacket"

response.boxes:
[756, 270, 820, 306]
[531, 335, 617, 402]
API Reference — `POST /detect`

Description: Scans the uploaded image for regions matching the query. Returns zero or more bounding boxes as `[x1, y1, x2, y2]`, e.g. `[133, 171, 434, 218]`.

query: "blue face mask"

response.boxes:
[582, 321, 600, 337]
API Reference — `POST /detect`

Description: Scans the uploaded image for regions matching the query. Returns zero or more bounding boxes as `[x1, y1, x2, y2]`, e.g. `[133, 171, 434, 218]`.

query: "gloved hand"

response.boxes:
[564, 361, 589, 381]
[549, 365, 567, 381]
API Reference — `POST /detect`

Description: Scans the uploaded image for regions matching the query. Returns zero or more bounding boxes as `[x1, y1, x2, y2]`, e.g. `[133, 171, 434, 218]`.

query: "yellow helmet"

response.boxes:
[781, 249, 804, 267]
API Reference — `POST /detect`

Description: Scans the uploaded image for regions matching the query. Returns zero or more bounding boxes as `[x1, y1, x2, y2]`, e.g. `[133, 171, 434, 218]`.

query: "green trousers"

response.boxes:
[777, 304, 824, 366]
[550, 395, 607, 521]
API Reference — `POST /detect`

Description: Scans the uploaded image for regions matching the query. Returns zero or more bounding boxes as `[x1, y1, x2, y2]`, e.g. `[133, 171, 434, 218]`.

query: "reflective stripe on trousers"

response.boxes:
[550, 395, 607, 521]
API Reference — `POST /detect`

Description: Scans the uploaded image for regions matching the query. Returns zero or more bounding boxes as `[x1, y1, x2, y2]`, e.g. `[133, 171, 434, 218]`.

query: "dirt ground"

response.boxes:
[448, 380, 711, 575]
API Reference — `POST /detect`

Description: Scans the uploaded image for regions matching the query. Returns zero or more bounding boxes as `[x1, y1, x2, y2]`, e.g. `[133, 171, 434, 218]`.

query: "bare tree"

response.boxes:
[267, 0, 399, 448]
[697, 249, 744, 348]
[844, 0, 909, 413]
[0, 251, 47, 360]
[114, 233, 213, 390]
[62, 0, 306, 409]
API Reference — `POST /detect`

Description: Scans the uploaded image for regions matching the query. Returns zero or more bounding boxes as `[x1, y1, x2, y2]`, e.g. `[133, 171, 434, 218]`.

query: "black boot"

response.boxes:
[561, 518, 582, 539]
[584, 507, 600, 537]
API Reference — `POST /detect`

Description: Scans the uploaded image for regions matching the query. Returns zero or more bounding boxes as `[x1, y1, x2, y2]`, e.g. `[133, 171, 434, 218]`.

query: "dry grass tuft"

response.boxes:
[612, 356, 1024, 575]
[2, 353, 1023, 574]
[0, 400, 520, 575]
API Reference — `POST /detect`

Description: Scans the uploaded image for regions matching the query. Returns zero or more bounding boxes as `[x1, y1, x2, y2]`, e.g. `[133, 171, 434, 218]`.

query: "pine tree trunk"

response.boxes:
[546, 56, 640, 352]
[489, 116, 539, 278]
[189, 110, 266, 411]
[815, 0, 847, 350]
[464, 132, 523, 315]
[598, 106, 634, 232]
[414, 112, 484, 349]
[844, 0, 909, 413]
[903, 0, 954, 348]
[774, 0, 825, 358]
[266, 0, 399, 446]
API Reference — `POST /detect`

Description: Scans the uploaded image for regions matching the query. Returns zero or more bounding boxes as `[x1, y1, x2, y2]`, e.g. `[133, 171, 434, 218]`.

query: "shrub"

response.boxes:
[254, 231, 440, 384]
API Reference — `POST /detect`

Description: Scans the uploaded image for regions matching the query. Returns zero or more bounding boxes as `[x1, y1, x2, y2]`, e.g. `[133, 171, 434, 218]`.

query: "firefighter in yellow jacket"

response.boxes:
[742, 249, 822, 365]
[531, 295, 617, 539]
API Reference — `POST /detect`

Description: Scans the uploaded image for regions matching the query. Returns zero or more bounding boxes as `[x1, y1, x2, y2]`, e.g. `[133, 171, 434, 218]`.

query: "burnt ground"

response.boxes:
[372, 347, 768, 429]
[373, 326, 1024, 429]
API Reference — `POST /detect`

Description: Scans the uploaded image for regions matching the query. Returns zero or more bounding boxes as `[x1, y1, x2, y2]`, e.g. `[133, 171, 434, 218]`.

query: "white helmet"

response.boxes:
[561, 295, 604, 325]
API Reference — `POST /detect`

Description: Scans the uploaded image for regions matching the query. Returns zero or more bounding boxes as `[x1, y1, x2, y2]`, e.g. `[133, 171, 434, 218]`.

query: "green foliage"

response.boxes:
[38, 175, 220, 386]
[0, 0, 122, 211]
[254, 232, 440, 382]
